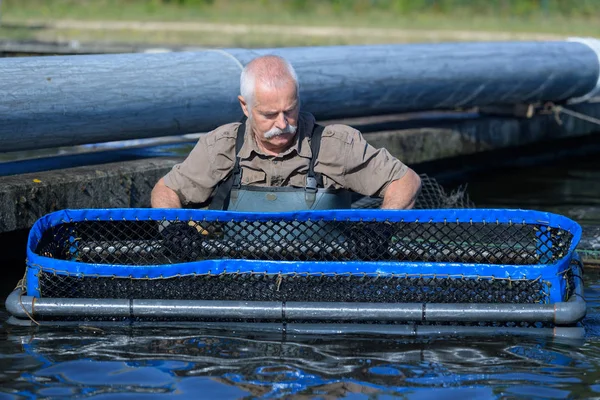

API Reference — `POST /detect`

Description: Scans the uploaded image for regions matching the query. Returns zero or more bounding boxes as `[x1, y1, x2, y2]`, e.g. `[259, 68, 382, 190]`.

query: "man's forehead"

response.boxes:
[253, 82, 298, 109]
[254, 98, 299, 112]
[254, 79, 296, 94]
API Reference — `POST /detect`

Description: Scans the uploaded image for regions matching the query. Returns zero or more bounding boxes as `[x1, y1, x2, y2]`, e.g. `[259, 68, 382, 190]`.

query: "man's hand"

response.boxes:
[151, 178, 182, 208]
[161, 222, 203, 262]
[381, 169, 421, 210]
[352, 221, 396, 260]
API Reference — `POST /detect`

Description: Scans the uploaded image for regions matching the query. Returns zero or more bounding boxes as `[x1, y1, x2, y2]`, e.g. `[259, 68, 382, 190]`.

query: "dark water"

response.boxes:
[1, 151, 600, 399]
[466, 152, 600, 226]
[3, 325, 600, 399]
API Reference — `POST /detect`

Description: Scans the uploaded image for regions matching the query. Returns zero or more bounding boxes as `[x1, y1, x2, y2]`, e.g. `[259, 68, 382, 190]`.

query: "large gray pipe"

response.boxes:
[1, 40, 599, 152]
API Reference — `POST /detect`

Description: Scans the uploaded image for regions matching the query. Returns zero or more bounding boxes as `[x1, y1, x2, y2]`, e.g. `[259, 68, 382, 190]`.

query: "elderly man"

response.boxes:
[151, 55, 421, 211]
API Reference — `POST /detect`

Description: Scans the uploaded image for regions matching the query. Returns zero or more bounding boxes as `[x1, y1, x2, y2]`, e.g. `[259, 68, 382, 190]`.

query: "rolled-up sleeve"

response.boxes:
[317, 124, 408, 197]
[163, 123, 239, 205]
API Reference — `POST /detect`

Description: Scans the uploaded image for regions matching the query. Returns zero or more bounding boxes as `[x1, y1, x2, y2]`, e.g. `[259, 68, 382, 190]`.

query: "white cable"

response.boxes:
[205, 48, 244, 72]
[556, 105, 600, 127]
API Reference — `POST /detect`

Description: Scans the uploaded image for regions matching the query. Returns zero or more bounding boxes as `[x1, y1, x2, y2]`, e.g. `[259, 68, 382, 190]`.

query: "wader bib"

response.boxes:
[209, 120, 352, 212]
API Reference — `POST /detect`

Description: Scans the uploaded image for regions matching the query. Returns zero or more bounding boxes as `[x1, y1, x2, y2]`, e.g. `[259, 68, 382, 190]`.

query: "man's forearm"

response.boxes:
[381, 170, 421, 210]
[151, 178, 183, 208]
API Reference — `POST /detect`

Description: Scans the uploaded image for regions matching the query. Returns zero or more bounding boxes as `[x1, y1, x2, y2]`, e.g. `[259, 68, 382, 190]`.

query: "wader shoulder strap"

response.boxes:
[208, 119, 246, 210]
[306, 124, 325, 190]
[304, 124, 325, 207]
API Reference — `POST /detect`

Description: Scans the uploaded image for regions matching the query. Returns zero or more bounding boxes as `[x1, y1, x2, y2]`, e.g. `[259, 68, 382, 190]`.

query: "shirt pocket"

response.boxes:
[242, 169, 267, 186]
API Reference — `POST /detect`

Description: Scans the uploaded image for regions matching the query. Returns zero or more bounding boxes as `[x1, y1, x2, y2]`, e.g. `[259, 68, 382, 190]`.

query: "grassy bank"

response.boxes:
[1, 0, 599, 47]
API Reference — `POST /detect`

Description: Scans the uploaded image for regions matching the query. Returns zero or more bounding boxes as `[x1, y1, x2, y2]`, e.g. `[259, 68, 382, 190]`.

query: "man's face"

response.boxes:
[240, 79, 300, 153]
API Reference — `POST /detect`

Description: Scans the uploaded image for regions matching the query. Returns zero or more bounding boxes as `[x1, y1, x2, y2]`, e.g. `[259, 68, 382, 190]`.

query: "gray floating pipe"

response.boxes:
[4, 290, 583, 324]
[1, 40, 599, 152]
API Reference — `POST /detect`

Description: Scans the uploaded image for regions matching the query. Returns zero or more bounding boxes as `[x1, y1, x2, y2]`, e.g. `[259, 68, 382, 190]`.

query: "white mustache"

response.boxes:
[263, 123, 297, 139]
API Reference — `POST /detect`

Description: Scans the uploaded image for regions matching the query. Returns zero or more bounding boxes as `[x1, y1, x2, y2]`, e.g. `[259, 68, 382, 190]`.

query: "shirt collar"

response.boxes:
[238, 111, 315, 159]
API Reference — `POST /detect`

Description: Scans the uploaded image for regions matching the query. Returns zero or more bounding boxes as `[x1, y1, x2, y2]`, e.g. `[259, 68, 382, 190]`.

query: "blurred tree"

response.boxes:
[5, 0, 596, 18]
[289, 0, 310, 12]
[160, 0, 215, 5]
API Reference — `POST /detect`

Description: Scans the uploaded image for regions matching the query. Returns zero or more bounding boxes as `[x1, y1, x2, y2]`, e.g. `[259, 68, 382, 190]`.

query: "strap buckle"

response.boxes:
[305, 176, 318, 192]
[232, 167, 242, 190]
[305, 175, 318, 208]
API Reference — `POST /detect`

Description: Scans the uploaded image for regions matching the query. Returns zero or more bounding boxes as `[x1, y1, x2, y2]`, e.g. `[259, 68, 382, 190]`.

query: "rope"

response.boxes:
[546, 103, 600, 127]
[206, 49, 244, 72]
[14, 278, 40, 326]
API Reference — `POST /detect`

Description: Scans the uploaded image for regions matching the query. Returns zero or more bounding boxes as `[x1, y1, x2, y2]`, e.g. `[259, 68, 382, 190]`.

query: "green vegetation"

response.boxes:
[1, 0, 598, 47]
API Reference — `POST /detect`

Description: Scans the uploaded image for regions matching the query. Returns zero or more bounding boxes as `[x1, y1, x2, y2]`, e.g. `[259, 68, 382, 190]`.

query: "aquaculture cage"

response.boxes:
[6, 208, 585, 338]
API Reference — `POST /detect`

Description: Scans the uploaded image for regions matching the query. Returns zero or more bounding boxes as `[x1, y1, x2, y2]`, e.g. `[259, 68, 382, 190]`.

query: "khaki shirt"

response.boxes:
[164, 112, 408, 206]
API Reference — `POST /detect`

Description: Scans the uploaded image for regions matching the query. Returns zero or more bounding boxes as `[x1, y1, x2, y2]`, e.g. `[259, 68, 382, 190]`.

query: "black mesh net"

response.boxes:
[36, 271, 546, 303]
[352, 174, 474, 210]
[32, 215, 572, 303]
[34, 218, 571, 266]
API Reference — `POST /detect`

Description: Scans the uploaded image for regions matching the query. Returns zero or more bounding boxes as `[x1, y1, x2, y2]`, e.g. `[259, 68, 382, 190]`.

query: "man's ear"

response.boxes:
[238, 95, 250, 118]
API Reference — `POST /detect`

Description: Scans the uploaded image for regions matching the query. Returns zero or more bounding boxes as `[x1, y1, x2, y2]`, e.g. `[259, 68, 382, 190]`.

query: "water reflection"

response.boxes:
[2, 323, 598, 399]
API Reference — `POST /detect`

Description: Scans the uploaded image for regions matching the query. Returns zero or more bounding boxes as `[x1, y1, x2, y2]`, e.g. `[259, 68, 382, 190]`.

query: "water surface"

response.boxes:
[1, 150, 600, 399]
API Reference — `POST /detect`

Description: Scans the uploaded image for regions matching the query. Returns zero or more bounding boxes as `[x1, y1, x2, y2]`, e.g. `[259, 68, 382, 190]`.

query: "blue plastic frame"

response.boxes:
[25, 208, 582, 303]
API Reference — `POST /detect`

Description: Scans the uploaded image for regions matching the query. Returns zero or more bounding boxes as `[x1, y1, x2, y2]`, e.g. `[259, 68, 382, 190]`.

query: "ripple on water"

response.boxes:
[0, 327, 599, 398]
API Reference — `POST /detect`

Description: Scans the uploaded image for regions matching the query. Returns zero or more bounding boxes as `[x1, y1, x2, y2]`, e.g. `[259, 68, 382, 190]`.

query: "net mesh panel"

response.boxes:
[34, 219, 570, 265]
[33, 217, 571, 304]
[352, 174, 475, 210]
[36, 272, 546, 303]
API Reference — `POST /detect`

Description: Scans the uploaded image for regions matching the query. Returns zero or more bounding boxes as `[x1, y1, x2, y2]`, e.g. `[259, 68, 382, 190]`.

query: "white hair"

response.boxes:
[240, 55, 299, 109]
